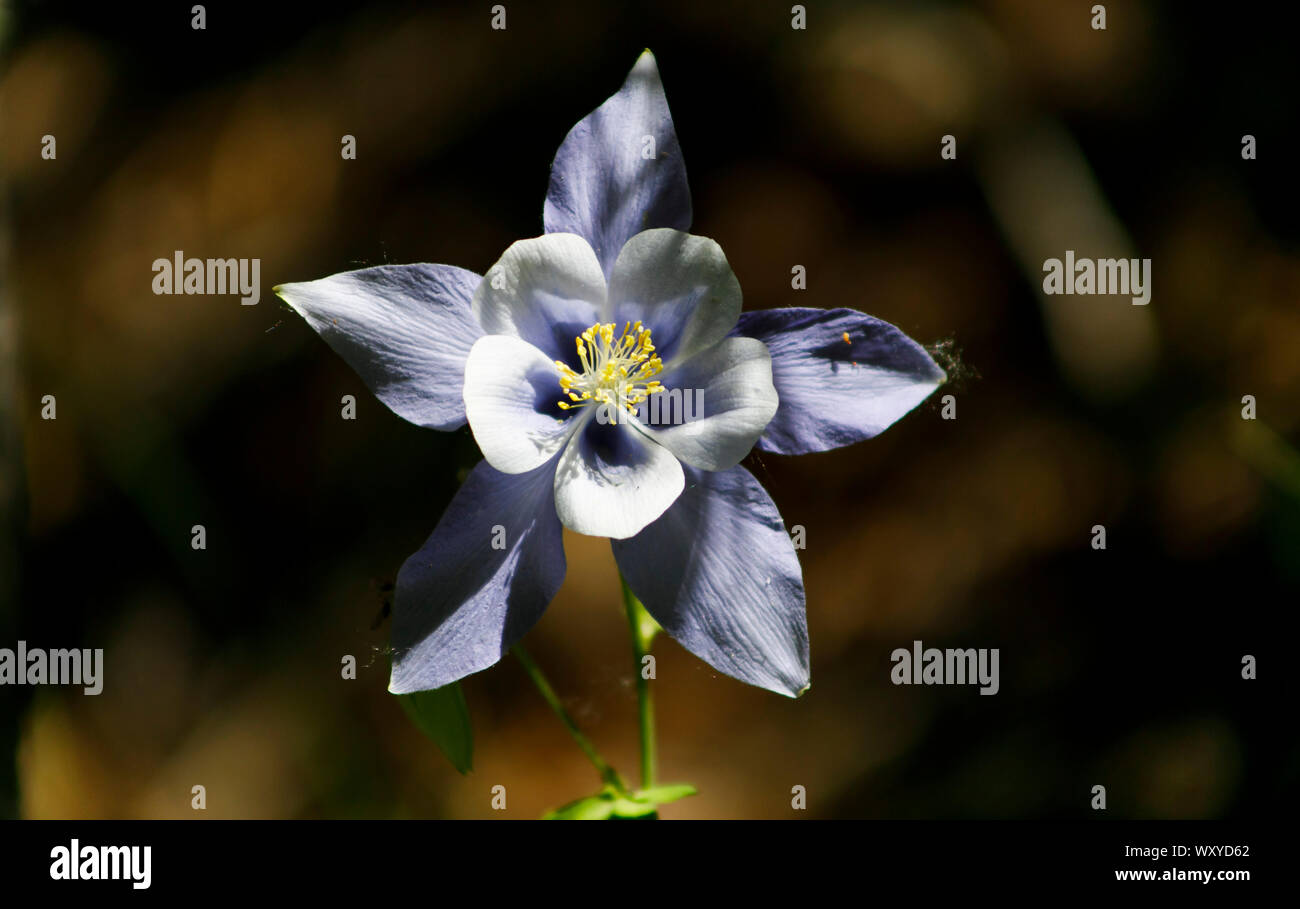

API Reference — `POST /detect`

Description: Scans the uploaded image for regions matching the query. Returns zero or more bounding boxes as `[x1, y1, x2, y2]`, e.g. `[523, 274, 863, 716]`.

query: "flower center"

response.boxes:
[555, 321, 665, 415]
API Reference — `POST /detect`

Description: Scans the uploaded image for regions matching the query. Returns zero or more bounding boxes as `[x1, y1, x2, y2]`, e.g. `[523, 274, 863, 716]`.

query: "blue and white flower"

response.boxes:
[275, 51, 944, 698]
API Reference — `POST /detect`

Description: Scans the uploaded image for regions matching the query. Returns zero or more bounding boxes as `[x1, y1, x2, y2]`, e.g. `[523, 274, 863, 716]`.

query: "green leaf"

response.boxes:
[633, 783, 697, 806]
[608, 797, 659, 819]
[397, 683, 473, 774]
[542, 782, 697, 819]
[543, 794, 617, 821]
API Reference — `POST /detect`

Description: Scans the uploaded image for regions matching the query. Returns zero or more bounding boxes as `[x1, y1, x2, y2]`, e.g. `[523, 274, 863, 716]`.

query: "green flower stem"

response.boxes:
[620, 575, 657, 790]
[511, 643, 627, 794]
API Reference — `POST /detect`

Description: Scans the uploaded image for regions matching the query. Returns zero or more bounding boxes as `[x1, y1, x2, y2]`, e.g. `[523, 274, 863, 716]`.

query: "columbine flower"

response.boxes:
[275, 51, 944, 698]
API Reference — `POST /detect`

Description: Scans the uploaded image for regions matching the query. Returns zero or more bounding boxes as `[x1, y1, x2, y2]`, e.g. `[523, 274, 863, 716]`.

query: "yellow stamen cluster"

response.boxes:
[555, 321, 665, 414]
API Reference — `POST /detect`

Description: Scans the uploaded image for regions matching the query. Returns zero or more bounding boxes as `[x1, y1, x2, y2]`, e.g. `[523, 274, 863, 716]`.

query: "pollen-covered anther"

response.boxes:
[555, 321, 665, 413]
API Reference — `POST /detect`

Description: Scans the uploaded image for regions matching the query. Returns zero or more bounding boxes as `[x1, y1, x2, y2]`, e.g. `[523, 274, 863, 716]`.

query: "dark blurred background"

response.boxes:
[1, 0, 1295, 818]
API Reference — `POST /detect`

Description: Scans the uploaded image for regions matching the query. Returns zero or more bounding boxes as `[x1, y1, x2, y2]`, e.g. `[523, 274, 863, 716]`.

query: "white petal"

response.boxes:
[472, 233, 606, 360]
[553, 421, 685, 539]
[637, 337, 778, 471]
[606, 228, 742, 367]
[463, 335, 576, 473]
